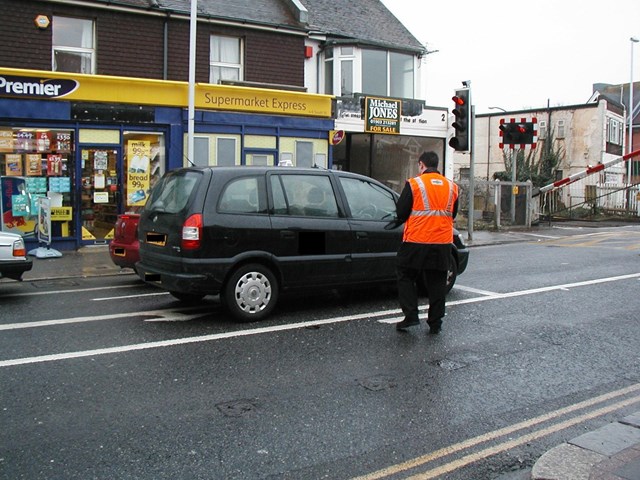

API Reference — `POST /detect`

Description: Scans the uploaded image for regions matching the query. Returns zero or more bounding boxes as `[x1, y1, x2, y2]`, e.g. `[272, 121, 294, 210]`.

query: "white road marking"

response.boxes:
[92, 291, 170, 301]
[2, 285, 131, 297]
[1, 272, 639, 368]
[452, 285, 500, 296]
[0, 306, 206, 331]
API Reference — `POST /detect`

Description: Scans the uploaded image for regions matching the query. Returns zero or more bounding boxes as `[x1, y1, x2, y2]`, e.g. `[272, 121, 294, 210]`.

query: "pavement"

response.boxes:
[4, 223, 640, 480]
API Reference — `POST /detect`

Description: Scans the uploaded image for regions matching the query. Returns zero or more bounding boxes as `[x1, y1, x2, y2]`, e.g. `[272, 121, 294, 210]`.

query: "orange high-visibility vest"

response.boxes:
[403, 172, 458, 244]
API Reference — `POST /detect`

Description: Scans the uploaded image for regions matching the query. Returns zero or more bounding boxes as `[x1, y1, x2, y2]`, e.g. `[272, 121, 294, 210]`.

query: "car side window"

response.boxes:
[270, 174, 339, 218]
[218, 176, 262, 214]
[339, 177, 396, 221]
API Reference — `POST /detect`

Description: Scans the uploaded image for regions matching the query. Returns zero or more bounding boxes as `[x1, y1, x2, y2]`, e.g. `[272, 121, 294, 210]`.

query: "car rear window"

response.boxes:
[145, 171, 200, 213]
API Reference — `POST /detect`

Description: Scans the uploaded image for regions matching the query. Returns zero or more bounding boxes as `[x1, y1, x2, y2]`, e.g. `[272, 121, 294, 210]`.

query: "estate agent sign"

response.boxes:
[364, 97, 401, 134]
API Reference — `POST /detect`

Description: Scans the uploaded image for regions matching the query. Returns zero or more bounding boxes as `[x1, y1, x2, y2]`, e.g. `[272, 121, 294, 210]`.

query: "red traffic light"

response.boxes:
[452, 95, 465, 106]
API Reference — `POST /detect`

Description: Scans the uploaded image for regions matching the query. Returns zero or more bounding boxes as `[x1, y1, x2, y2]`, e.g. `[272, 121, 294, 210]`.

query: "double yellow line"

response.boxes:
[354, 383, 640, 479]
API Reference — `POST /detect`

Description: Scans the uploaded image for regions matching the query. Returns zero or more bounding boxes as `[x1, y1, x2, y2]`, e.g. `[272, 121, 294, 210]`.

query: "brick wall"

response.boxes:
[0, 0, 305, 88]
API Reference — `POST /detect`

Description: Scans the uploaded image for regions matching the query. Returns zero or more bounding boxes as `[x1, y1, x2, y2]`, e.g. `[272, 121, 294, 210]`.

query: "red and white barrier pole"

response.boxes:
[539, 149, 640, 194]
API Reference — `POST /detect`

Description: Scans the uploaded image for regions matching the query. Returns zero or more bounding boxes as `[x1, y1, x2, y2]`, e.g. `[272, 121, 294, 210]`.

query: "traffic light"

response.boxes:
[449, 88, 470, 151]
[499, 120, 537, 148]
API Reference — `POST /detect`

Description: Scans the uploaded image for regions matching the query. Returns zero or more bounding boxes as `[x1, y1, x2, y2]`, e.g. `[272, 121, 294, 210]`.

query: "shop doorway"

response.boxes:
[79, 147, 121, 243]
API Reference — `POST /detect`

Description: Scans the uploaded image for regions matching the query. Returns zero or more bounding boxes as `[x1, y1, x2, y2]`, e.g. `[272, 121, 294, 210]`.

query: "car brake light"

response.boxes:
[13, 239, 26, 257]
[182, 213, 202, 250]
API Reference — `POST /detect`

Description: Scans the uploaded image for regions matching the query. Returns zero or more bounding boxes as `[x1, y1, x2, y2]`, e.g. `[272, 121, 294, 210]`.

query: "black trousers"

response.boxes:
[397, 266, 447, 329]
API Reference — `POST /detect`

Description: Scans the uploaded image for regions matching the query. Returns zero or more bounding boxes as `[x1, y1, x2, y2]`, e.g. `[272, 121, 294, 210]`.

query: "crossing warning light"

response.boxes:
[499, 119, 537, 148]
[449, 88, 470, 152]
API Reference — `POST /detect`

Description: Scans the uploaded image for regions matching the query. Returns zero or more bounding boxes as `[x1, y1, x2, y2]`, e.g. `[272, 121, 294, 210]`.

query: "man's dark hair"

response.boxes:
[419, 151, 439, 169]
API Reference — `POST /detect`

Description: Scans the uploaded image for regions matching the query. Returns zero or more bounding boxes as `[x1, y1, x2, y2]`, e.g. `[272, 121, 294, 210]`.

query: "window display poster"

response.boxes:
[0, 129, 13, 152]
[15, 131, 35, 152]
[47, 154, 62, 176]
[94, 150, 108, 170]
[11, 194, 29, 217]
[94, 191, 109, 203]
[127, 140, 151, 206]
[26, 177, 47, 193]
[1, 176, 36, 234]
[55, 132, 71, 153]
[26, 154, 42, 176]
[36, 131, 51, 151]
[49, 177, 71, 193]
[5, 154, 22, 176]
[30, 193, 45, 214]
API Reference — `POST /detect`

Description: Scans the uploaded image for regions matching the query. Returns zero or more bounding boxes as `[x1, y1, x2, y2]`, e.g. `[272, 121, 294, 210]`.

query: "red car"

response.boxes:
[109, 212, 140, 271]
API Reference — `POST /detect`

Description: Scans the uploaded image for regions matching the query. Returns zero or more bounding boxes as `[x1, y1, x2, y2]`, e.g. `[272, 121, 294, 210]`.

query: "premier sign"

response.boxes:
[0, 75, 78, 99]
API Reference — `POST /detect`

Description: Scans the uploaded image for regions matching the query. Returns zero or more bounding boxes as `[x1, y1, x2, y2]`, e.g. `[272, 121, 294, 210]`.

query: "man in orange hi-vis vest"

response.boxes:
[394, 151, 458, 333]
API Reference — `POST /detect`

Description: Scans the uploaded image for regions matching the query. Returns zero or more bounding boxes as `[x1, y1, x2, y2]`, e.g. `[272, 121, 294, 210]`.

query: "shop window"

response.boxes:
[295, 141, 313, 168]
[210, 35, 243, 84]
[52, 16, 95, 74]
[123, 132, 165, 212]
[193, 137, 209, 166]
[1, 128, 75, 237]
[217, 138, 236, 166]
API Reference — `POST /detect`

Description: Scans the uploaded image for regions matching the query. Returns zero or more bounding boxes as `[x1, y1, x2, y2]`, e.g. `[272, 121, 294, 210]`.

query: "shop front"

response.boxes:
[0, 106, 173, 250]
[0, 68, 333, 250]
[331, 96, 451, 192]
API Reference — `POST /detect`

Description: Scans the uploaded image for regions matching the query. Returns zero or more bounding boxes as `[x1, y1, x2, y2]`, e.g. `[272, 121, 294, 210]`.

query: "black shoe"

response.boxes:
[428, 326, 441, 335]
[396, 318, 420, 331]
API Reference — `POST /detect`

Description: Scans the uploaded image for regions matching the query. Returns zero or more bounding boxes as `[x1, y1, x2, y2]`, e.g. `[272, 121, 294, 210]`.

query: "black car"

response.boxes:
[136, 166, 468, 321]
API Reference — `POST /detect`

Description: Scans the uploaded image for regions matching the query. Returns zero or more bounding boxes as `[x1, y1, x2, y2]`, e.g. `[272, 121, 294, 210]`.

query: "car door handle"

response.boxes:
[281, 231, 296, 239]
[356, 231, 368, 239]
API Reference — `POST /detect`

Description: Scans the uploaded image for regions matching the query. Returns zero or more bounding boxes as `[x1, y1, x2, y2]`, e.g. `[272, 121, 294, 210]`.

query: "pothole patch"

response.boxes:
[432, 359, 467, 371]
[358, 375, 396, 391]
[216, 399, 259, 417]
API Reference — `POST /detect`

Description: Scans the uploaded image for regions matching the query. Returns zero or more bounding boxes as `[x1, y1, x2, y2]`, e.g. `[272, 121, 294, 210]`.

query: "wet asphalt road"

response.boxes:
[1, 224, 639, 479]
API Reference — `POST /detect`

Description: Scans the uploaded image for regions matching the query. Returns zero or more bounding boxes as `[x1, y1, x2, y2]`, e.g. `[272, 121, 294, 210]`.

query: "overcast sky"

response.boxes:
[381, 0, 640, 114]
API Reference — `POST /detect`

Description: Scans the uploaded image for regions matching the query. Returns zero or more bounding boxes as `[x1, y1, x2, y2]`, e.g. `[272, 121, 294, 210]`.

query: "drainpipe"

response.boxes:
[163, 16, 168, 79]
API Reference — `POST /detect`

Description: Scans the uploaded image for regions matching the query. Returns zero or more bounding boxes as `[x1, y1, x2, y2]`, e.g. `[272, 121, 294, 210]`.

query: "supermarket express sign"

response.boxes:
[199, 84, 332, 118]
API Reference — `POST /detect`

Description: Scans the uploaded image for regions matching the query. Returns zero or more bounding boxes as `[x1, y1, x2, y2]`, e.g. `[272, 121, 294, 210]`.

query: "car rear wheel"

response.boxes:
[170, 291, 205, 303]
[223, 264, 279, 322]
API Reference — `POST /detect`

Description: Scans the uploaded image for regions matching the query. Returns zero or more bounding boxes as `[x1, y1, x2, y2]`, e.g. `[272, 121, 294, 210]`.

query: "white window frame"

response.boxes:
[209, 35, 244, 84]
[322, 45, 415, 99]
[557, 120, 566, 139]
[538, 120, 547, 140]
[52, 16, 96, 74]
[607, 117, 623, 146]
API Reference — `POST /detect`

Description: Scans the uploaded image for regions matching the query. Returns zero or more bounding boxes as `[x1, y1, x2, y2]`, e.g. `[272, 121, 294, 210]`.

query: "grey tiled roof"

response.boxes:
[89, 0, 424, 53]
[157, 0, 303, 28]
[300, 0, 424, 53]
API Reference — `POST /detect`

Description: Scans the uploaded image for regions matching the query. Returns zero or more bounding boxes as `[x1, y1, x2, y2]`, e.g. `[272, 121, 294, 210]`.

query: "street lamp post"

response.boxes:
[629, 37, 639, 182]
